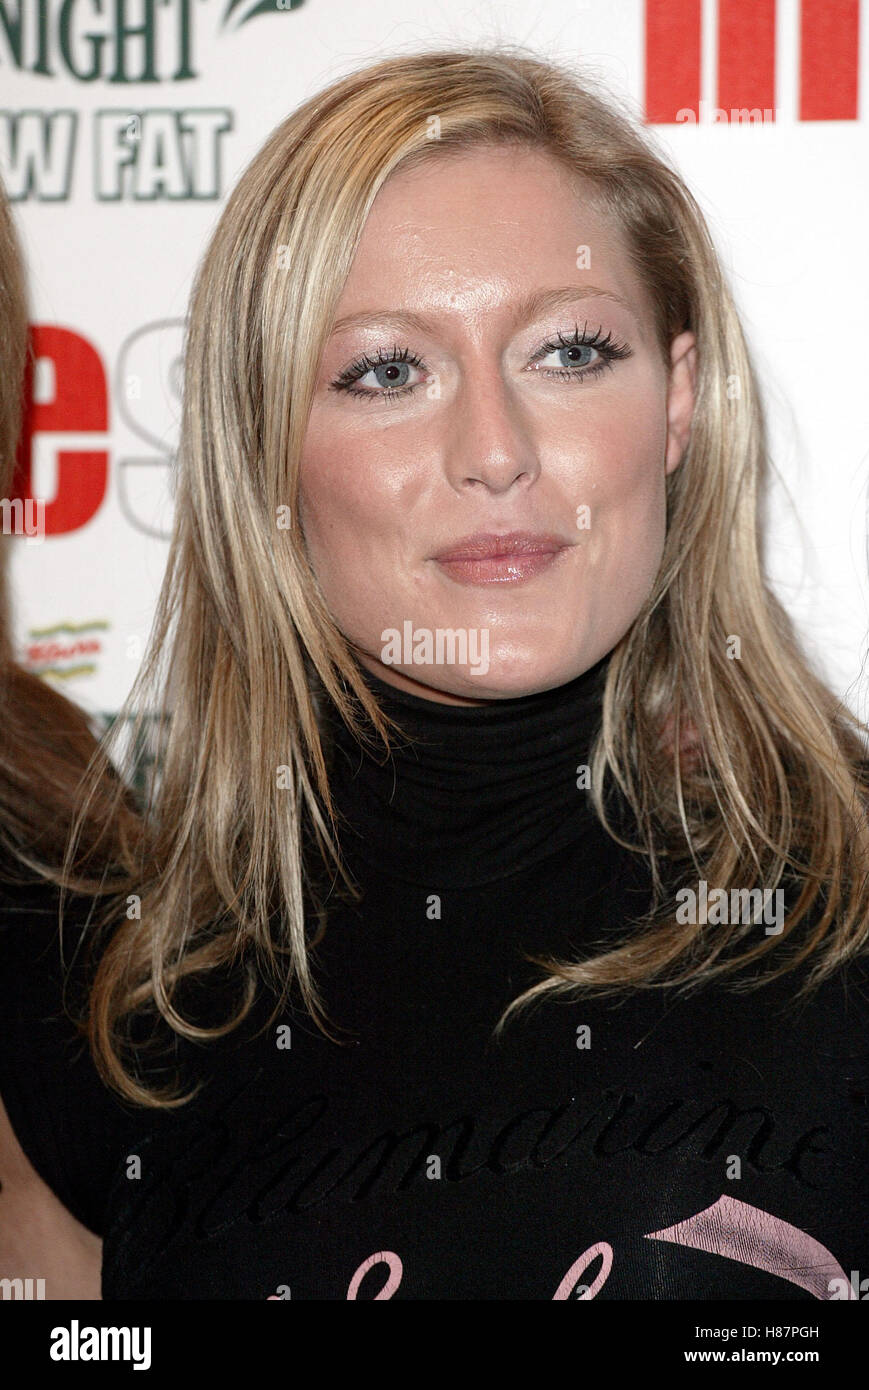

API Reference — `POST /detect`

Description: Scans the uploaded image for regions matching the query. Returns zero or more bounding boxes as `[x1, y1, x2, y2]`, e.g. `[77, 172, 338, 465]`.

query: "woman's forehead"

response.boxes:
[332, 148, 654, 345]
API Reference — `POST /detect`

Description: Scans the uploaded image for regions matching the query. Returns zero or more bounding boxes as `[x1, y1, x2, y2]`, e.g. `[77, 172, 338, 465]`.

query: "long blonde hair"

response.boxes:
[67, 45, 869, 1106]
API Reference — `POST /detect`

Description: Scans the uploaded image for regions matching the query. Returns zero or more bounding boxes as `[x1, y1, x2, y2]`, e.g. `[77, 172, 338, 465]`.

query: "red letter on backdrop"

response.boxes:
[645, 0, 701, 124]
[718, 0, 776, 119]
[12, 325, 109, 536]
[800, 0, 859, 121]
[646, 0, 859, 124]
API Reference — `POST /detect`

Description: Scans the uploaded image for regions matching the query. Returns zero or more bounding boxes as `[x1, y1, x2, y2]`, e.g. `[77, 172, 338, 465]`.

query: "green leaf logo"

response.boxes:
[222, 0, 305, 29]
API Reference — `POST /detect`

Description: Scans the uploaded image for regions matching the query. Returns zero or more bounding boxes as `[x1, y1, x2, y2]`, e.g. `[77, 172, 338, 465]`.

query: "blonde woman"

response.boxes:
[3, 48, 868, 1301]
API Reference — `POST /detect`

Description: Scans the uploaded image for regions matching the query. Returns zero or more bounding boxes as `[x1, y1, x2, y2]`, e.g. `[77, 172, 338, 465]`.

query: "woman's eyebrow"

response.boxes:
[328, 285, 639, 338]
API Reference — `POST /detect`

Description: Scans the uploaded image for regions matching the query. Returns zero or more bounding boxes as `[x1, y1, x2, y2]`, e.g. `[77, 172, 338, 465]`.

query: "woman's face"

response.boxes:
[299, 144, 696, 704]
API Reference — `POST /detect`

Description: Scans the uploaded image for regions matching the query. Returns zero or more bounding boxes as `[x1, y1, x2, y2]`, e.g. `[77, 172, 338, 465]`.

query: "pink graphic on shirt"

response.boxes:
[645, 1193, 856, 1299]
[266, 1195, 853, 1298]
[346, 1250, 404, 1300]
[552, 1241, 614, 1299]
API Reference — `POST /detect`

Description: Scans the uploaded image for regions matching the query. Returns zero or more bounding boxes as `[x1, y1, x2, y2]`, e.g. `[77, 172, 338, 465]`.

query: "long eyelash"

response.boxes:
[329, 322, 632, 402]
[530, 322, 633, 378]
[329, 346, 423, 404]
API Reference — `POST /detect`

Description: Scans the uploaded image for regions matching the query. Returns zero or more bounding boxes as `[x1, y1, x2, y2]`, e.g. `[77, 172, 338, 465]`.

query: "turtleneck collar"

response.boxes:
[321, 653, 611, 889]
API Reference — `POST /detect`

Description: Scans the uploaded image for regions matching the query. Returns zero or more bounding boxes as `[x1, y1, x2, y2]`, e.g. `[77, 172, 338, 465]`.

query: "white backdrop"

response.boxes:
[3, 0, 868, 729]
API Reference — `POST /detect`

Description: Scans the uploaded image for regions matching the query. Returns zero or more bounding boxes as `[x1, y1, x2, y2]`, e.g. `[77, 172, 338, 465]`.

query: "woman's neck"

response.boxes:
[320, 652, 612, 890]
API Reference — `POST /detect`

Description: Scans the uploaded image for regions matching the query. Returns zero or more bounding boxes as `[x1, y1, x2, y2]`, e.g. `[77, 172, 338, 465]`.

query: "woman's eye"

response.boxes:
[330, 349, 427, 400]
[358, 359, 420, 391]
[536, 342, 599, 372]
[528, 325, 632, 380]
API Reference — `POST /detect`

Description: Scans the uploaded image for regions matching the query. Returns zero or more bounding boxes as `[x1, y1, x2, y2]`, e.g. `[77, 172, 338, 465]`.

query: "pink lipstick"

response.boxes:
[432, 531, 571, 586]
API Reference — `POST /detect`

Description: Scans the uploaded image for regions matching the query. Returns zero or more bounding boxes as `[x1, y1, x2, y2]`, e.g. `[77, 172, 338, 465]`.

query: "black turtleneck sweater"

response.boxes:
[1, 655, 868, 1300]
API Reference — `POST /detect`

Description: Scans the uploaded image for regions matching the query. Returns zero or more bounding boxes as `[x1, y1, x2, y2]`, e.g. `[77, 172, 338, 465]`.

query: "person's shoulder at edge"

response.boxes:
[0, 846, 151, 1237]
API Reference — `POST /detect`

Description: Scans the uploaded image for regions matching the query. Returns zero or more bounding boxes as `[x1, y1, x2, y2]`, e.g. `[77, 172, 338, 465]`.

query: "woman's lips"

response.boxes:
[431, 532, 571, 586]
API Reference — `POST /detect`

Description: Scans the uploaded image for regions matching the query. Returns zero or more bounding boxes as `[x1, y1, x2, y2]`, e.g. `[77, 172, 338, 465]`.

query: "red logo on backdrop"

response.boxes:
[12, 325, 109, 536]
[646, 0, 860, 123]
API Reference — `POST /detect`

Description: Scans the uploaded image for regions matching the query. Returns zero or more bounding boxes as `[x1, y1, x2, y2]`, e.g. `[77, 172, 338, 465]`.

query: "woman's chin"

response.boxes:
[366, 657, 590, 704]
